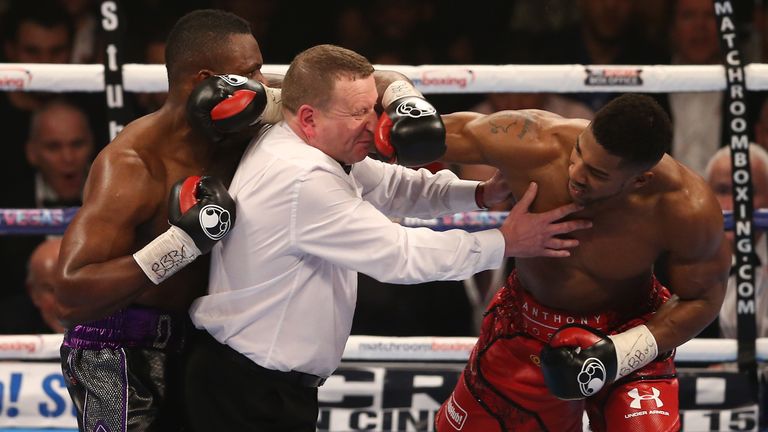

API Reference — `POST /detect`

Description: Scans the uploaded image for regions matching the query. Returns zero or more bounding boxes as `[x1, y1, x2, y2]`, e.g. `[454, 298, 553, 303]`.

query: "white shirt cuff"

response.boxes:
[449, 180, 482, 211]
[473, 229, 506, 271]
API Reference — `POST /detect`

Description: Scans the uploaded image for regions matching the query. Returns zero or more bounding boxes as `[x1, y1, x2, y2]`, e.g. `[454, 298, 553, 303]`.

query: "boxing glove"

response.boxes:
[374, 80, 446, 167]
[186, 74, 282, 143]
[540, 324, 658, 400]
[133, 176, 236, 285]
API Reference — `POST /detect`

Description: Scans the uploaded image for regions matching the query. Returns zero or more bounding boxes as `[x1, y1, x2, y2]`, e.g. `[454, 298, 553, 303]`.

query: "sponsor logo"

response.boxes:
[445, 394, 467, 430]
[0, 208, 65, 227]
[0, 341, 39, 353]
[623, 387, 670, 419]
[412, 69, 475, 89]
[628, 387, 663, 409]
[395, 99, 437, 119]
[577, 357, 606, 396]
[0, 67, 32, 90]
[584, 68, 643, 86]
[199, 204, 232, 240]
[217, 74, 249, 86]
[94, 420, 111, 432]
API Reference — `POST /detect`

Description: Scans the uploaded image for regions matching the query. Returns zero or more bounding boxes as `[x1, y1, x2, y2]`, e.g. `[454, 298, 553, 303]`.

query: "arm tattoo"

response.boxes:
[488, 113, 517, 134]
[517, 116, 532, 140]
[487, 113, 533, 140]
[489, 120, 513, 134]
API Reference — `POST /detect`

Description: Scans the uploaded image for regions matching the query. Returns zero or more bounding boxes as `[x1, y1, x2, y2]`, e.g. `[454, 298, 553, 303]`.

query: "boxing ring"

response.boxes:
[2, 57, 768, 431]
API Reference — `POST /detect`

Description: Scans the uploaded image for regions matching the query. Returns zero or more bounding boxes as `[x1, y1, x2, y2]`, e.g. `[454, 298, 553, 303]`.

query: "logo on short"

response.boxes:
[395, 99, 437, 119]
[198, 204, 232, 240]
[218, 74, 248, 86]
[577, 357, 606, 396]
[93, 420, 111, 432]
[628, 387, 663, 409]
[445, 394, 468, 430]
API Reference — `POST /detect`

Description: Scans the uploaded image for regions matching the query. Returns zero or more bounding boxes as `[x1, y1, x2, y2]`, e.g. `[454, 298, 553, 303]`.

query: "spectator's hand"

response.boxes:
[500, 182, 591, 258]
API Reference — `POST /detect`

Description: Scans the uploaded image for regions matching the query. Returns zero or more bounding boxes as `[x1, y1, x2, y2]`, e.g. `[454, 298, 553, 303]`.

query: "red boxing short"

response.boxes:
[436, 271, 680, 432]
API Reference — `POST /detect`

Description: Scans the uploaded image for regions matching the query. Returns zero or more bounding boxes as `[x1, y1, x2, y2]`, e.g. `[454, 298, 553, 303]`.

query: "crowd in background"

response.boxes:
[0, 0, 765, 339]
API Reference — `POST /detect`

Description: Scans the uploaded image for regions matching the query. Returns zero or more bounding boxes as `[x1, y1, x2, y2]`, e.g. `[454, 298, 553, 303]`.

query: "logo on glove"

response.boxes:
[198, 205, 232, 240]
[577, 357, 607, 397]
[217, 74, 249, 87]
[395, 99, 437, 119]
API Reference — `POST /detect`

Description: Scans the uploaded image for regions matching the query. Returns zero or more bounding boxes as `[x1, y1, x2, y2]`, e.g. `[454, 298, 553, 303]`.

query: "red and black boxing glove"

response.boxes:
[186, 74, 282, 143]
[540, 323, 658, 400]
[168, 176, 236, 254]
[374, 80, 446, 167]
[133, 176, 236, 285]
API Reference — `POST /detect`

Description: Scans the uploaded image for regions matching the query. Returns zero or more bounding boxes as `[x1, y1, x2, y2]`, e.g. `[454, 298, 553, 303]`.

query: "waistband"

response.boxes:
[500, 271, 668, 343]
[63, 306, 186, 351]
[200, 330, 326, 388]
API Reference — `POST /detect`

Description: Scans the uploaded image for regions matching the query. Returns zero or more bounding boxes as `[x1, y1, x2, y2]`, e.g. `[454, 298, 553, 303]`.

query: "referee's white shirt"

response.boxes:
[190, 122, 505, 378]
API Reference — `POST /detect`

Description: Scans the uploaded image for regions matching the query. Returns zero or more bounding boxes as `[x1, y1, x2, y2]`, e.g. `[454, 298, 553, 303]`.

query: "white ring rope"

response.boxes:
[2, 63, 768, 93]
[0, 334, 762, 363]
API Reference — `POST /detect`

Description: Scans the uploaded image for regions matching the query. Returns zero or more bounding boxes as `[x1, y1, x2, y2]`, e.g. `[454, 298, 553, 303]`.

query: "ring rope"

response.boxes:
[0, 207, 758, 235]
[0, 333, 760, 363]
[6, 63, 768, 93]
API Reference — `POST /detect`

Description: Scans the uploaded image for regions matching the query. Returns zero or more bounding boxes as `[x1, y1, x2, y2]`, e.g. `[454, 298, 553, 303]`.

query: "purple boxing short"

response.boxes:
[61, 306, 188, 432]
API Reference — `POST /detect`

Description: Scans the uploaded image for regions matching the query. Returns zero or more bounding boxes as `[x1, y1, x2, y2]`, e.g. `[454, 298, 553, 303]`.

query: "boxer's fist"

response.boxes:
[374, 94, 446, 166]
[187, 74, 281, 143]
[540, 323, 659, 400]
[168, 176, 236, 254]
[540, 324, 618, 400]
[133, 176, 236, 285]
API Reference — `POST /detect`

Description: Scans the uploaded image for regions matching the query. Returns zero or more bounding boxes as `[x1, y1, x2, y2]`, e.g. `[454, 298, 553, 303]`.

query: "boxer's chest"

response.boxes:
[514, 185, 661, 311]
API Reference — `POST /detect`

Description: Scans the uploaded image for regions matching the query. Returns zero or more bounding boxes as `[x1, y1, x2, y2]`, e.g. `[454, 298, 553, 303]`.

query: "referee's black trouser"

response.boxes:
[184, 329, 319, 431]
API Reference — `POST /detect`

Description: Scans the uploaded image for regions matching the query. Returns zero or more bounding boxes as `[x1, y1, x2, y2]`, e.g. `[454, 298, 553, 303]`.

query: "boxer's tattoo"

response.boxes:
[517, 116, 532, 139]
[489, 119, 513, 134]
[488, 113, 533, 140]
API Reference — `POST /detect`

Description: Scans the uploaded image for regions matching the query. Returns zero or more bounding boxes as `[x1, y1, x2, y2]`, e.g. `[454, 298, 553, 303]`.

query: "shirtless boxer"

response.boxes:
[434, 93, 731, 431]
[54, 10, 280, 431]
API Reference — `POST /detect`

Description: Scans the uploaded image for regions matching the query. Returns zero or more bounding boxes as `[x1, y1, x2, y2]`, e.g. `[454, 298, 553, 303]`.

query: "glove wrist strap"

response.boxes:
[382, 80, 422, 107]
[133, 225, 202, 285]
[260, 87, 283, 125]
[608, 324, 658, 380]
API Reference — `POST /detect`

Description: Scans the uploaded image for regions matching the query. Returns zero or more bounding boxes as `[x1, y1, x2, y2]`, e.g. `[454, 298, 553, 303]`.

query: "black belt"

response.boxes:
[201, 330, 326, 388]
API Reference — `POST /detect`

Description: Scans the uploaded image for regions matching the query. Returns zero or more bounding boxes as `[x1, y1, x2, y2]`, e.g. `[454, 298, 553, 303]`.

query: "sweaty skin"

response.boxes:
[55, 33, 267, 324]
[442, 109, 730, 353]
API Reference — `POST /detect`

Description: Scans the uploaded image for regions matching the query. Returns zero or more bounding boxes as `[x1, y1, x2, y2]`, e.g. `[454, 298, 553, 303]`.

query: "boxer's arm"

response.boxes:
[647, 200, 731, 353]
[55, 149, 161, 325]
[441, 110, 571, 169]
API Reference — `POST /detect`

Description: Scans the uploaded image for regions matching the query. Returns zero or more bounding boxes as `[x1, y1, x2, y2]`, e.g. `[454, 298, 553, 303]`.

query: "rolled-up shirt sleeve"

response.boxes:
[291, 167, 504, 284]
